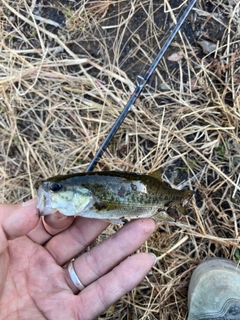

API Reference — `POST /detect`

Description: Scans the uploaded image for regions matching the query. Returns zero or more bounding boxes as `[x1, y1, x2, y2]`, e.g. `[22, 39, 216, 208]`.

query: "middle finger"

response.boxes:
[64, 218, 155, 292]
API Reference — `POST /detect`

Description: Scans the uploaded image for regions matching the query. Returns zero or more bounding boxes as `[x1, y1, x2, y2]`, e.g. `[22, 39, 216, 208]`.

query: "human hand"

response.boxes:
[0, 199, 156, 320]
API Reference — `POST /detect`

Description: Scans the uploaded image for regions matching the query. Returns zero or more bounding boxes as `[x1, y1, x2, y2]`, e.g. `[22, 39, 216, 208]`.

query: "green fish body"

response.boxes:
[37, 171, 193, 223]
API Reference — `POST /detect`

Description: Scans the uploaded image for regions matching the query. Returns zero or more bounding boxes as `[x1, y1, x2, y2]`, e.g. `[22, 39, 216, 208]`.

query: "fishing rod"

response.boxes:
[86, 0, 197, 172]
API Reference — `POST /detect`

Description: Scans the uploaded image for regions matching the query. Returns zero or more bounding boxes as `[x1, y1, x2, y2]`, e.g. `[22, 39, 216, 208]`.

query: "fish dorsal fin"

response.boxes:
[148, 169, 162, 181]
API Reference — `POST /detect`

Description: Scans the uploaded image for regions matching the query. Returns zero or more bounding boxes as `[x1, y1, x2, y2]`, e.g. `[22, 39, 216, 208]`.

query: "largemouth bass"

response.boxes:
[37, 171, 193, 223]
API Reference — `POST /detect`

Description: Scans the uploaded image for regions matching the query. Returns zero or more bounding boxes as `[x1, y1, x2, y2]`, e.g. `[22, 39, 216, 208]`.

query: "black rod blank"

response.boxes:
[86, 0, 197, 172]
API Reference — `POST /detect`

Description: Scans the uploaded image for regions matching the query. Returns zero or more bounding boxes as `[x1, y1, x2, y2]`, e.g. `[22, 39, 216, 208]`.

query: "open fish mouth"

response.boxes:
[37, 185, 57, 215]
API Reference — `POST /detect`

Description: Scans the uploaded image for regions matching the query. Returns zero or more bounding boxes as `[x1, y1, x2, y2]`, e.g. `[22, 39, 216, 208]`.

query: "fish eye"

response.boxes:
[49, 182, 62, 192]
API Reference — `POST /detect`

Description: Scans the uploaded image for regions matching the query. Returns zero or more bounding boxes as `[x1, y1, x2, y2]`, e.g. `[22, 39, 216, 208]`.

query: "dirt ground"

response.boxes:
[1, 0, 240, 319]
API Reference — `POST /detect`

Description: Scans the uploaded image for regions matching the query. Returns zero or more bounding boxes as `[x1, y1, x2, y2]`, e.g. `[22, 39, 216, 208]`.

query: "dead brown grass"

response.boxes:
[1, 0, 240, 319]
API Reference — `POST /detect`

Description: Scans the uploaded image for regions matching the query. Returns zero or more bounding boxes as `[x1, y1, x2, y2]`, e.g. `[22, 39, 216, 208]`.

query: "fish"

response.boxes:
[36, 171, 193, 223]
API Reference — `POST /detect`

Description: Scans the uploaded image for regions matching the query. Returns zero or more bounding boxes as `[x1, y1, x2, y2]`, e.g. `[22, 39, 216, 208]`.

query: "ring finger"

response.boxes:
[64, 218, 155, 293]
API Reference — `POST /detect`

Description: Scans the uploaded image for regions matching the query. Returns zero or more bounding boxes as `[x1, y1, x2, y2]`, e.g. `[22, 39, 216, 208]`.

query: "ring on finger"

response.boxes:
[68, 260, 85, 291]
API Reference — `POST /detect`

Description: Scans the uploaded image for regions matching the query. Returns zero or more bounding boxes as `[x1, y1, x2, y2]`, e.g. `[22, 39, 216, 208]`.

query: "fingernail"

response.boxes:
[149, 253, 157, 265]
[22, 198, 37, 207]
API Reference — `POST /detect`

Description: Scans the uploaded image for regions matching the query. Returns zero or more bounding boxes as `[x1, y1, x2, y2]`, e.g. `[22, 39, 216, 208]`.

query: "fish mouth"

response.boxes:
[37, 185, 56, 216]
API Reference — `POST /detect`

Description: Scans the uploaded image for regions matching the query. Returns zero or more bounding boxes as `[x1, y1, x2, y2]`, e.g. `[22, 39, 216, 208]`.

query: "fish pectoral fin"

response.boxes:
[152, 210, 175, 222]
[104, 219, 125, 225]
[176, 205, 186, 215]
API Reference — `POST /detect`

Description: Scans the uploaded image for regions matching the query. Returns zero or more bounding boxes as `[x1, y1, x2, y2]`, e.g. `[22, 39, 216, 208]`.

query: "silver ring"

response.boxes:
[68, 260, 85, 291]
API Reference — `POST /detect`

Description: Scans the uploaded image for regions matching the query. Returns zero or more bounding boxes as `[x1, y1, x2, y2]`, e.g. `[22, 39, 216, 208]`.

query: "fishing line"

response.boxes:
[86, 0, 197, 172]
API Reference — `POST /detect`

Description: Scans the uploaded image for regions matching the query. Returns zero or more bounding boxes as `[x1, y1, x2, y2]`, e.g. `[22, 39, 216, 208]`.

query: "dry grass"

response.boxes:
[1, 0, 240, 319]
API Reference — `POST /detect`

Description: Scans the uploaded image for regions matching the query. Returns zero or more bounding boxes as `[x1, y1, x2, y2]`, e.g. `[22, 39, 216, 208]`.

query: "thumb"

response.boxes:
[0, 199, 39, 250]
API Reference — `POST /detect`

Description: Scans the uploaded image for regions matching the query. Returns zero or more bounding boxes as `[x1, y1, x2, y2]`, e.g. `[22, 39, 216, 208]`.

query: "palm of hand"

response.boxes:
[2, 237, 75, 319]
[0, 203, 155, 320]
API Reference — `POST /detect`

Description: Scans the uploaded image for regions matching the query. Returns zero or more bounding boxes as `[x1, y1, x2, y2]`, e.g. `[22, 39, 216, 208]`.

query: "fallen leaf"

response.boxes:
[198, 40, 217, 54]
[167, 51, 184, 62]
